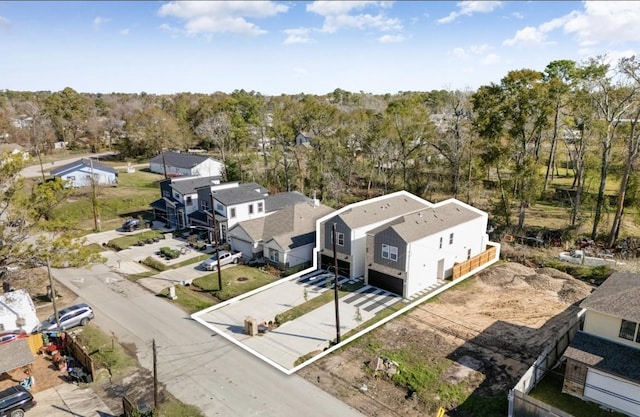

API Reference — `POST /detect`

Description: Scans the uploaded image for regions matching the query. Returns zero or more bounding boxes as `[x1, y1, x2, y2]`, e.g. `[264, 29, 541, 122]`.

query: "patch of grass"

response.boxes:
[534, 256, 612, 285]
[172, 253, 210, 268]
[529, 369, 627, 417]
[156, 400, 205, 417]
[193, 265, 279, 301]
[159, 285, 216, 314]
[75, 324, 135, 377]
[107, 230, 165, 251]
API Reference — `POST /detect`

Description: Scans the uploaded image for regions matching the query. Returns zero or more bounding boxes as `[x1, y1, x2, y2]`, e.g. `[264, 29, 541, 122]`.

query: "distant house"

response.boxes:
[228, 193, 334, 268]
[562, 272, 640, 416]
[295, 131, 313, 147]
[364, 199, 491, 298]
[0, 289, 39, 333]
[51, 158, 118, 187]
[0, 143, 30, 161]
[150, 175, 221, 229]
[149, 151, 224, 178]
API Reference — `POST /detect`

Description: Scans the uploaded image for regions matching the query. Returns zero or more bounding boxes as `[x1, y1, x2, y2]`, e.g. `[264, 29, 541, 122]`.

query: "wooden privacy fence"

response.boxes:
[26, 333, 44, 355]
[66, 334, 96, 382]
[452, 246, 497, 280]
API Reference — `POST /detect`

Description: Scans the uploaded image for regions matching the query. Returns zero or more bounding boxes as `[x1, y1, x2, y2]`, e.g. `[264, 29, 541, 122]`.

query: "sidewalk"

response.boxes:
[30, 383, 117, 417]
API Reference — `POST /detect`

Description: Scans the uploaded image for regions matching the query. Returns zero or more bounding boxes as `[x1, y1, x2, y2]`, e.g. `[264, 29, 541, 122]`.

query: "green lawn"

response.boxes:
[193, 265, 280, 301]
[159, 285, 217, 314]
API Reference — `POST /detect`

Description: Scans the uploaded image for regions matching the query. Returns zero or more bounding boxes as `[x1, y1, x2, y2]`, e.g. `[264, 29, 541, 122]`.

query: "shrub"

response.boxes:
[159, 246, 180, 259]
[142, 256, 168, 271]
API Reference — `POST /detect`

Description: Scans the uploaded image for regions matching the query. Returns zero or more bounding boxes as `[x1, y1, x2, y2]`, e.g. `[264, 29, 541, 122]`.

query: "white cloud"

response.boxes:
[0, 16, 10, 29]
[93, 16, 110, 29]
[306, 1, 402, 33]
[512, 12, 523, 20]
[503, 26, 546, 47]
[450, 47, 467, 59]
[449, 44, 491, 59]
[378, 34, 406, 44]
[438, 1, 502, 24]
[158, 1, 288, 36]
[120, 28, 130, 36]
[284, 28, 314, 45]
[482, 53, 501, 65]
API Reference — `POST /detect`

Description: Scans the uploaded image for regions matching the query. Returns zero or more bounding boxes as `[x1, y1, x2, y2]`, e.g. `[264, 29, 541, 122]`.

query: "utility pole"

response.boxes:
[210, 193, 222, 290]
[161, 150, 168, 179]
[153, 339, 158, 410]
[46, 256, 60, 330]
[332, 223, 341, 344]
[90, 159, 101, 232]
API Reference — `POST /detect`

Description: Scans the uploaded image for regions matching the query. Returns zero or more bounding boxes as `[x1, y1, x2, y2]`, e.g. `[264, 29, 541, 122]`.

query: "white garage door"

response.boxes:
[584, 368, 640, 417]
[229, 237, 256, 260]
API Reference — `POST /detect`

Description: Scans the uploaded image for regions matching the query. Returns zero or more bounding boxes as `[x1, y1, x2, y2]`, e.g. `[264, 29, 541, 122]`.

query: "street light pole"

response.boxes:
[210, 193, 222, 290]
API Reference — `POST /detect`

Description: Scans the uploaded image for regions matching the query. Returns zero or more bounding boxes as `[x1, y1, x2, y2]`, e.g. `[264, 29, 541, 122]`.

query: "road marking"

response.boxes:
[72, 277, 85, 283]
[105, 276, 120, 284]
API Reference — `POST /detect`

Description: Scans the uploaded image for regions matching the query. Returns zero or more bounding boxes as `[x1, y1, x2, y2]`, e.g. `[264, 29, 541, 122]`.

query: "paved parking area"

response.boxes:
[30, 383, 117, 417]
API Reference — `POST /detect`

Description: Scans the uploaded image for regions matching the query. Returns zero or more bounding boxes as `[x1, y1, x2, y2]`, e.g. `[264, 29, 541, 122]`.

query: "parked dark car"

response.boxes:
[0, 385, 36, 417]
[122, 218, 139, 232]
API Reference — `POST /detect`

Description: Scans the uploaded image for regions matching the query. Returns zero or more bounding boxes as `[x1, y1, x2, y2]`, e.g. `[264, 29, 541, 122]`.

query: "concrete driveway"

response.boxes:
[31, 383, 116, 417]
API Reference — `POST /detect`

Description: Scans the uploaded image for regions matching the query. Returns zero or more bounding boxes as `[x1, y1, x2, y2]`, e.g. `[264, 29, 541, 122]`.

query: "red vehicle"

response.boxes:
[0, 330, 28, 345]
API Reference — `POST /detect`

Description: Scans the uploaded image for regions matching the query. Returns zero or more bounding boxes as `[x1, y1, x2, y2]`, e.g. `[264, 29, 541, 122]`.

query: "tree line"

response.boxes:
[2, 54, 640, 250]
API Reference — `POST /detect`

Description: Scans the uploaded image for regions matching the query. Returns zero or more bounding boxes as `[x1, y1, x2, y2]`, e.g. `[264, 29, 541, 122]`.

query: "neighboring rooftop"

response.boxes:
[330, 192, 431, 229]
[212, 182, 269, 206]
[564, 331, 640, 382]
[149, 151, 213, 169]
[266, 191, 314, 213]
[580, 272, 640, 323]
[168, 176, 221, 195]
[51, 158, 118, 176]
[367, 200, 483, 242]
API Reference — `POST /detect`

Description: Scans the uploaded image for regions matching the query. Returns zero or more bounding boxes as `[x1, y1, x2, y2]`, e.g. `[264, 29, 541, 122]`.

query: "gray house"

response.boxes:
[364, 199, 490, 297]
[51, 158, 118, 188]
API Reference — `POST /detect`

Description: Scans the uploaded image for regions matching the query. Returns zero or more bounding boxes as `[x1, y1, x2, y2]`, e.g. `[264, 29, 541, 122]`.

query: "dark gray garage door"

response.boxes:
[321, 254, 350, 277]
[368, 269, 404, 296]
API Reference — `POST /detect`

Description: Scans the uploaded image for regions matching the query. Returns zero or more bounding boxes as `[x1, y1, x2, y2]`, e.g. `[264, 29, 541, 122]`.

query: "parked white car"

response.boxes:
[200, 250, 242, 271]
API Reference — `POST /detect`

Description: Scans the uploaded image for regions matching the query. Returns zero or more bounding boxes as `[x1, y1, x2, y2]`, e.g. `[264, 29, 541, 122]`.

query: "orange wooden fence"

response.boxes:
[452, 246, 497, 280]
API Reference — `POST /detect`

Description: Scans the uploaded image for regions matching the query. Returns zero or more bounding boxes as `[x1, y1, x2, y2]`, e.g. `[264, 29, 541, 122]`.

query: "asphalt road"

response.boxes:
[51, 264, 364, 417]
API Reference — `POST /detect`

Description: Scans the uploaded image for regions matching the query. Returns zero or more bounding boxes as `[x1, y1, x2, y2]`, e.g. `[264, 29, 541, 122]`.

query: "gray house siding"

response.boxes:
[322, 217, 351, 255]
[372, 228, 407, 269]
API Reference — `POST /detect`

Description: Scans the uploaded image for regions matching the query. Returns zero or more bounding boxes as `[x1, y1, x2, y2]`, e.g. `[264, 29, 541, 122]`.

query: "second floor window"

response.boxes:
[330, 231, 345, 246]
[449, 233, 454, 245]
[619, 319, 638, 341]
[258, 202, 264, 213]
[249, 204, 254, 214]
[439, 237, 443, 249]
[230, 208, 236, 218]
[185, 196, 192, 206]
[382, 244, 398, 261]
[162, 190, 170, 198]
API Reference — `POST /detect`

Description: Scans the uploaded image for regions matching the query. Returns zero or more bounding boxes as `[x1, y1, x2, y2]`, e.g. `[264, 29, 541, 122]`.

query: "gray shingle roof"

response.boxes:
[580, 272, 640, 323]
[211, 182, 269, 206]
[336, 193, 430, 229]
[564, 331, 640, 382]
[0, 338, 34, 374]
[149, 151, 211, 169]
[265, 191, 313, 213]
[50, 158, 118, 176]
[367, 201, 483, 242]
[170, 176, 221, 195]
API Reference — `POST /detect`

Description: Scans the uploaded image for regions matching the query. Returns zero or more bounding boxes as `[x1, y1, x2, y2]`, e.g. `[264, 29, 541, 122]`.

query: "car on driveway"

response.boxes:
[0, 385, 36, 417]
[200, 251, 242, 271]
[0, 330, 28, 345]
[36, 303, 94, 332]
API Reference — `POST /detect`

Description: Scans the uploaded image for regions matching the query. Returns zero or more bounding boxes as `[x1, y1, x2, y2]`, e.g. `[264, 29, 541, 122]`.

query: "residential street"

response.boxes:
[50, 264, 364, 417]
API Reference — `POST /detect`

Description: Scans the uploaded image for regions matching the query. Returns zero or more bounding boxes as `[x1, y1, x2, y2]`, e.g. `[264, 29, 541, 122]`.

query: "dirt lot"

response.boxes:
[298, 259, 594, 417]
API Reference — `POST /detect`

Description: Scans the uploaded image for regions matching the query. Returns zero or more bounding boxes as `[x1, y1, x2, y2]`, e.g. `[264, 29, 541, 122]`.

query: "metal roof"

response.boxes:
[50, 158, 118, 176]
[149, 151, 213, 169]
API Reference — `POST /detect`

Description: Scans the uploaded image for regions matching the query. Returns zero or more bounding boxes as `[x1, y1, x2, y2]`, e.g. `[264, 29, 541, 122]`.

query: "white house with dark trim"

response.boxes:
[50, 158, 118, 187]
[562, 272, 640, 416]
[364, 199, 490, 298]
[149, 151, 224, 177]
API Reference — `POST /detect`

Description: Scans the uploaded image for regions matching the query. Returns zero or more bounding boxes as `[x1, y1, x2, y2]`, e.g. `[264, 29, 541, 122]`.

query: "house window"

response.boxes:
[216, 202, 224, 212]
[230, 208, 236, 218]
[185, 196, 192, 206]
[449, 233, 454, 245]
[249, 204, 254, 215]
[619, 319, 637, 341]
[382, 244, 398, 261]
[330, 231, 344, 246]
[162, 190, 170, 198]
[467, 249, 472, 260]
[439, 237, 443, 249]
[258, 202, 264, 213]
[201, 200, 210, 211]
[269, 248, 279, 263]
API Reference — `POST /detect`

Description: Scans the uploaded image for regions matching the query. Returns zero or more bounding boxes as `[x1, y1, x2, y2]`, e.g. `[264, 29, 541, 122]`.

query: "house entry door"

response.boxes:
[437, 259, 444, 279]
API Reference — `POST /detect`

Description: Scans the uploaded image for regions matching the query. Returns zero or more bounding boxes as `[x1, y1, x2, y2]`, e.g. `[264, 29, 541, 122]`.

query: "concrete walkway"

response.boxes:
[30, 383, 117, 417]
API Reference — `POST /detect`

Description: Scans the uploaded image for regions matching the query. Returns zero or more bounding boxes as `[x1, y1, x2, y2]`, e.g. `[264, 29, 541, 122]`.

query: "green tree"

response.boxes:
[44, 87, 91, 143]
[121, 106, 183, 158]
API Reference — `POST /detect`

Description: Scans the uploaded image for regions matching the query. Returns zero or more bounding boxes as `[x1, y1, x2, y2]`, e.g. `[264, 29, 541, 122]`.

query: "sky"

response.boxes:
[1, 1, 639, 96]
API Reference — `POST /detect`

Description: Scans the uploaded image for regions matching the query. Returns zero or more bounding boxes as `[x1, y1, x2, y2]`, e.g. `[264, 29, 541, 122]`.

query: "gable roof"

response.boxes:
[265, 191, 313, 213]
[0, 338, 34, 375]
[564, 331, 640, 382]
[149, 151, 212, 169]
[169, 176, 221, 195]
[212, 182, 269, 206]
[580, 272, 640, 323]
[367, 199, 484, 242]
[51, 158, 118, 176]
[0, 289, 38, 333]
[265, 202, 335, 249]
[330, 191, 431, 230]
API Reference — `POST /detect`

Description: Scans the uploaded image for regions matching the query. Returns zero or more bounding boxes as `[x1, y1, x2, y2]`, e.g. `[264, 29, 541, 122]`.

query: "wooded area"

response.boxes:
[2, 55, 640, 255]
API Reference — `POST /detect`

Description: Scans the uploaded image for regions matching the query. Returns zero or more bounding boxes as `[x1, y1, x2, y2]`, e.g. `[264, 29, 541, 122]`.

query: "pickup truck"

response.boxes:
[559, 250, 617, 267]
[200, 250, 242, 271]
